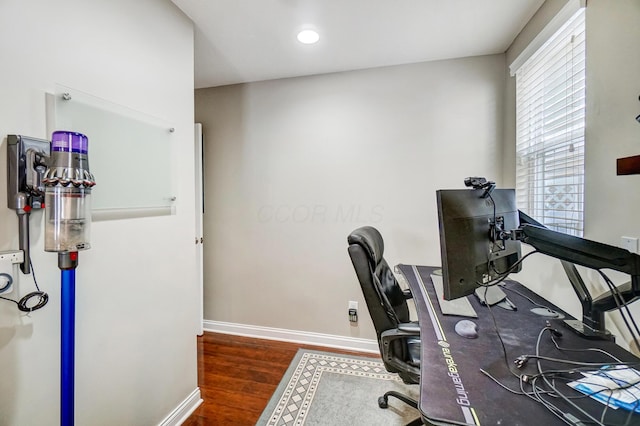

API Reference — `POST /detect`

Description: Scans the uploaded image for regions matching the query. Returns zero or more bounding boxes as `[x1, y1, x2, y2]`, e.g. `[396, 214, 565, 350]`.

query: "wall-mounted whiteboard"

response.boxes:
[47, 85, 175, 221]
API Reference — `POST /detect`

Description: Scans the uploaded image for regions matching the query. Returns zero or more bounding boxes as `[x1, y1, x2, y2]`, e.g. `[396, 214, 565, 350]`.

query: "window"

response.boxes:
[513, 7, 586, 237]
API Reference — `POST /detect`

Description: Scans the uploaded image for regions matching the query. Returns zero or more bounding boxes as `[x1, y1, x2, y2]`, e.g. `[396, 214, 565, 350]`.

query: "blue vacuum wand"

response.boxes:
[44, 131, 95, 426]
[59, 252, 78, 426]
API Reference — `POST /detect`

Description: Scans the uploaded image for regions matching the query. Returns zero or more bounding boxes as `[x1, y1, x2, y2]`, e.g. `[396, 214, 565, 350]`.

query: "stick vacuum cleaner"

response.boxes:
[44, 130, 96, 426]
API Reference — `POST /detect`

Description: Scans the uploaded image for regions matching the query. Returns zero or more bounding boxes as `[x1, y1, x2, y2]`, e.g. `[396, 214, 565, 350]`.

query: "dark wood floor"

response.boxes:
[183, 332, 377, 426]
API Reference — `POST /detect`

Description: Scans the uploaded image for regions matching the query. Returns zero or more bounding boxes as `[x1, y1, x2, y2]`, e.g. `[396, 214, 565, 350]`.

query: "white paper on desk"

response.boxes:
[430, 274, 477, 318]
[568, 366, 640, 412]
[568, 378, 640, 411]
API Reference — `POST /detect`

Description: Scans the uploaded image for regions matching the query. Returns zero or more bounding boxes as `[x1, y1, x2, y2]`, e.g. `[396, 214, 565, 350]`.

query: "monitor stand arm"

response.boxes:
[559, 260, 611, 340]
[515, 211, 640, 340]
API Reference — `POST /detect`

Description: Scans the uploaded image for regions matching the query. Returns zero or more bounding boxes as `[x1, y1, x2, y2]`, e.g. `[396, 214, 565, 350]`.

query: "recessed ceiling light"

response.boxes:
[297, 30, 319, 44]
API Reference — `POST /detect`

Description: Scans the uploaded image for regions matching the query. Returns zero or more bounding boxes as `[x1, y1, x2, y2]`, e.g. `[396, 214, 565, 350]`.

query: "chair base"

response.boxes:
[378, 391, 424, 425]
[378, 390, 418, 410]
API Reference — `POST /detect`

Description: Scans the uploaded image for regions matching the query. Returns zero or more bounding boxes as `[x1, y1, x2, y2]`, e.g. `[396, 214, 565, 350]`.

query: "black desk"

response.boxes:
[396, 264, 640, 426]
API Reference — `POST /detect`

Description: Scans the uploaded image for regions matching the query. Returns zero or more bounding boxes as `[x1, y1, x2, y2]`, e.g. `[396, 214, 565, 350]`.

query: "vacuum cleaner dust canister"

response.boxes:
[43, 131, 96, 252]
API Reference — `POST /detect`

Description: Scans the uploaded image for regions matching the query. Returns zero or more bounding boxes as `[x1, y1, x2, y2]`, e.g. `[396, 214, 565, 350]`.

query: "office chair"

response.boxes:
[347, 226, 424, 426]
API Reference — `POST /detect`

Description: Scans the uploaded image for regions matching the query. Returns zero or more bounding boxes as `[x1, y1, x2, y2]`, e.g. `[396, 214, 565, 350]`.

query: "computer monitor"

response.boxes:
[436, 188, 522, 300]
[437, 179, 640, 340]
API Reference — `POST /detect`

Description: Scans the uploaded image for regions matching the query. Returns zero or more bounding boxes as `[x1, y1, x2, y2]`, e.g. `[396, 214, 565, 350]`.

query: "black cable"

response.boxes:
[491, 249, 541, 277]
[483, 354, 573, 424]
[534, 330, 605, 425]
[0, 295, 20, 307]
[482, 292, 522, 379]
[517, 354, 637, 368]
[484, 193, 502, 281]
[0, 289, 48, 312]
[528, 370, 577, 423]
[598, 271, 638, 336]
[532, 326, 637, 426]
[561, 372, 640, 426]
[508, 327, 615, 425]
[526, 374, 574, 425]
[17, 291, 48, 312]
[480, 314, 640, 424]
[0, 258, 49, 312]
[480, 305, 640, 424]
[30, 257, 41, 292]
[479, 368, 534, 395]
[476, 192, 539, 287]
[551, 333, 623, 362]
[478, 250, 540, 288]
[597, 270, 640, 353]
[519, 363, 640, 424]
[500, 284, 556, 311]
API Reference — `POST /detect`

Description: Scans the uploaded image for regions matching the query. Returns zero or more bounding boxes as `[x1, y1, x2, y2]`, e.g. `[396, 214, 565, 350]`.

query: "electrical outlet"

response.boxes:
[0, 251, 20, 295]
[621, 236, 639, 254]
[348, 301, 358, 323]
[0, 250, 24, 264]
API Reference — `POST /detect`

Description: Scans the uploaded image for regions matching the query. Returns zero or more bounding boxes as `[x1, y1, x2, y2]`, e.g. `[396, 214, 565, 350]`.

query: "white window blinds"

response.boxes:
[514, 8, 586, 237]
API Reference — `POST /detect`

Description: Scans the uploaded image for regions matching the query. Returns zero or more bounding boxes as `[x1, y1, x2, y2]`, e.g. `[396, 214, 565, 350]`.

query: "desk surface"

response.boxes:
[397, 264, 640, 426]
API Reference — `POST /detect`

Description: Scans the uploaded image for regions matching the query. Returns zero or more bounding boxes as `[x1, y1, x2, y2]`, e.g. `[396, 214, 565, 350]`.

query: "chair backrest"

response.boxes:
[347, 226, 411, 340]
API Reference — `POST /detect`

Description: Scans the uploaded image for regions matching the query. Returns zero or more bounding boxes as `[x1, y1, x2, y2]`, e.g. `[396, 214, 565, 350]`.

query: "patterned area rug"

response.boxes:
[256, 349, 420, 426]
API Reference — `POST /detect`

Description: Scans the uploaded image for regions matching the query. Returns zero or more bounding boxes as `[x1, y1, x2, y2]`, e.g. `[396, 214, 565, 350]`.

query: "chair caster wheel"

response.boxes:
[378, 396, 388, 408]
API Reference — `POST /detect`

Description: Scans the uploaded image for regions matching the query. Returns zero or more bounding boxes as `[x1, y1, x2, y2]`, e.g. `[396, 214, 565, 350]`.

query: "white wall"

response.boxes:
[195, 55, 506, 340]
[584, 0, 640, 352]
[0, 1, 199, 424]
[504, 0, 640, 353]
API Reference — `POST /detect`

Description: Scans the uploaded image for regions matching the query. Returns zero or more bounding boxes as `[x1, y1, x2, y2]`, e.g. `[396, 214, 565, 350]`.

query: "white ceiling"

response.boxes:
[172, 0, 544, 89]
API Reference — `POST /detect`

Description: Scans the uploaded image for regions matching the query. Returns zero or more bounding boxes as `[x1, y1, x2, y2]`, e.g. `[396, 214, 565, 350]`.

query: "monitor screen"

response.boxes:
[436, 188, 522, 300]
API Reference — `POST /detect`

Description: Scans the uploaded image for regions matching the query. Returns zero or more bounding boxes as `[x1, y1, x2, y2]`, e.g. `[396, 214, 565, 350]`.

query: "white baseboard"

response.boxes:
[158, 387, 203, 426]
[202, 320, 379, 354]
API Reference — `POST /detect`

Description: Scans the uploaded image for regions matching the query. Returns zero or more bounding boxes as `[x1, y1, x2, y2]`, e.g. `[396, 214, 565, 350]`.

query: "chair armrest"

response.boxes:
[380, 327, 421, 382]
[397, 322, 420, 334]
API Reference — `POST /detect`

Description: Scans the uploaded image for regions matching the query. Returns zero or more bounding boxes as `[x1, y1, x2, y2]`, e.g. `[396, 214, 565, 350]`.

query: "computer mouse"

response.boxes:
[454, 320, 479, 339]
